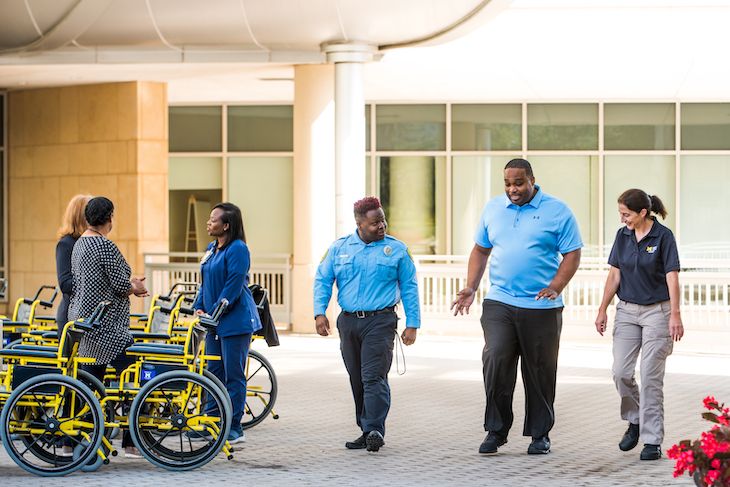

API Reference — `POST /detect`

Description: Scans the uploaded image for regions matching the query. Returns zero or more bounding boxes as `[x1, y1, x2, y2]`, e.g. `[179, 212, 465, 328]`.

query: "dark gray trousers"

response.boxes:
[481, 299, 563, 438]
[337, 311, 397, 436]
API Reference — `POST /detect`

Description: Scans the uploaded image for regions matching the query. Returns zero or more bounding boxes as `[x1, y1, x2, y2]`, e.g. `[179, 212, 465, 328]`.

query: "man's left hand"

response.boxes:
[536, 287, 559, 300]
[401, 327, 417, 346]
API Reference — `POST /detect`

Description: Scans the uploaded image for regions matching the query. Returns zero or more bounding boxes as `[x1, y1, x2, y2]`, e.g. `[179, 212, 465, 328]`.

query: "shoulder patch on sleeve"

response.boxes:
[406, 247, 413, 261]
[320, 248, 329, 263]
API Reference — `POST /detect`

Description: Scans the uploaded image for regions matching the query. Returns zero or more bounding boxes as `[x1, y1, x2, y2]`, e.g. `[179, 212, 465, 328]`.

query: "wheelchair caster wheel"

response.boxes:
[227, 455, 233, 460]
[111, 449, 118, 457]
[273, 414, 280, 419]
[73, 441, 105, 472]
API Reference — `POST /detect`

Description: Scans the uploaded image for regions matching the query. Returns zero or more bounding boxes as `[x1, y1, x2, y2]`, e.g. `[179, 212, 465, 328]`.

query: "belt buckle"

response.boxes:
[355, 311, 366, 319]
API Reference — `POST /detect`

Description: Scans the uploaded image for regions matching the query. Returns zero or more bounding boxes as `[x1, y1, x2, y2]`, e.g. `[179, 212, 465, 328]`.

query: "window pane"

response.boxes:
[452, 104, 521, 151]
[605, 103, 675, 150]
[169, 106, 221, 152]
[376, 105, 446, 151]
[451, 155, 516, 255]
[378, 156, 446, 254]
[681, 103, 730, 150]
[680, 156, 730, 250]
[168, 157, 222, 190]
[169, 189, 222, 253]
[527, 104, 598, 150]
[528, 156, 599, 247]
[604, 155, 675, 249]
[228, 105, 293, 152]
[228, 157, 293, 255]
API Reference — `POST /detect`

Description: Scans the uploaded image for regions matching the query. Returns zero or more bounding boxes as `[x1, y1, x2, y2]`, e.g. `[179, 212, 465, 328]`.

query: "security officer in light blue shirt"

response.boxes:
[451, 159, 582, 457]
[314, 196, 420, 453]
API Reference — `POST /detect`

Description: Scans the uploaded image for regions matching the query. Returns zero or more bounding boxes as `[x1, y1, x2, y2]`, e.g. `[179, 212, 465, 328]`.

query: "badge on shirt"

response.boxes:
[646, 245, 657, 254]
[383, 246, 392, 256]
[201, 249, 213, 264]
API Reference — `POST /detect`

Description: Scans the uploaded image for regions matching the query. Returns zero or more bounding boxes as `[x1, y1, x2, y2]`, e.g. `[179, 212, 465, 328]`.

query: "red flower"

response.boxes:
[671, 396, 730, 486]
[704, 396, 719, 410]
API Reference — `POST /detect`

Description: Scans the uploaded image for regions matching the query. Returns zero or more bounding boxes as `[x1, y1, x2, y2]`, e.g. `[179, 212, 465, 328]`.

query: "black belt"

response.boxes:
[343, 306, 396, 319]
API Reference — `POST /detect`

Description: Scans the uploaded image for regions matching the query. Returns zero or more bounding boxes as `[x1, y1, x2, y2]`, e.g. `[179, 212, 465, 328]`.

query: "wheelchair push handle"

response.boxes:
[158, 281, 200, 302]
[197, 299, 228, 329]
[33, 285, 59, 307]
[73, 300, 112, 331]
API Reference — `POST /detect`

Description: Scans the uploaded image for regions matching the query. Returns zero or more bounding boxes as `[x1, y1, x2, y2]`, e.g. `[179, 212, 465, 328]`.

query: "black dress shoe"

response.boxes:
[345, 433, 367, 450]
[365, 431, 385, 452]
[619, 423, 639, 451]
[478, 432, 507, 454]
[640, 444, 661, 460]
[527, 436, 551, 454]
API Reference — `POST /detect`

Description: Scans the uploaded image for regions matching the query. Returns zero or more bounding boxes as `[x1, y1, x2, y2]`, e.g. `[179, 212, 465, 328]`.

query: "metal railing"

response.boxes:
[143, 252, 291, 325]
[143, 252, 730, 330]
[413, 255, 730, 329]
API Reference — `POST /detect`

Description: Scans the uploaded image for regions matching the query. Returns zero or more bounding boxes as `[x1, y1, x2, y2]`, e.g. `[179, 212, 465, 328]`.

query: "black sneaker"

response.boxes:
[527, 436, 551, 454]
[478, 432, 507, 454]
[619, 423, 640, 451]
[365, 431, 385, 452]
[345, 433, 367, 450]
[640, 444, 661, 460]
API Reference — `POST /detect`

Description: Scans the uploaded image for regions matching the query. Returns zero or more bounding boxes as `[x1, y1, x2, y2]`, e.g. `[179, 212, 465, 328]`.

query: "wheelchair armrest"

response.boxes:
[1, 320, 30, 327]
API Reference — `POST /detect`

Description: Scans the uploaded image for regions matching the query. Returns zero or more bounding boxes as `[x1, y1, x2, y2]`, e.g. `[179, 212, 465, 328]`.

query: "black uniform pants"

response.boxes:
[337, 311, 397, 436]
[481, 299, 563, 439]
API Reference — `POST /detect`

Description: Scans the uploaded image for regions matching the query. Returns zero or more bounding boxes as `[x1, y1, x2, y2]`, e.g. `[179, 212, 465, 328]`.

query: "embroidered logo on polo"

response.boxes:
[646, 245, 658, 254]
[383, 246, 393, 256]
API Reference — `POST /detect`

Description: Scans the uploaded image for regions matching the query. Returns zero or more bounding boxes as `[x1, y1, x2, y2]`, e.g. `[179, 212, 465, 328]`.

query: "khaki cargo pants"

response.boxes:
[612, 300, 673, 446]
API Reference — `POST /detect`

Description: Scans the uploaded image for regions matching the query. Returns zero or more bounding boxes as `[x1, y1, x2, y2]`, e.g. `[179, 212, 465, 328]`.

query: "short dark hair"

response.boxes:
[85, 196, 114, 227]
[353, 196, 382, 219]
[504, 158, 534, 178]
[213, 202, 247, 244]
[617, 189, 668, 220]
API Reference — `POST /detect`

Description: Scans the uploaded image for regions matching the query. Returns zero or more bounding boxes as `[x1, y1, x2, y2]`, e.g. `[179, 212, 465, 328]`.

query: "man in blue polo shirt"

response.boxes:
[314, 196, 420, 453]
[451, 158, 582, 456]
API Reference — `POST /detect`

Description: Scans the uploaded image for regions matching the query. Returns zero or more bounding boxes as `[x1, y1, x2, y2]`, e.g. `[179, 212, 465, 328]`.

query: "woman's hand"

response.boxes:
[130, 276, 149, 297]
[595, 309, 608, 336]
[669, 312, 684, 341]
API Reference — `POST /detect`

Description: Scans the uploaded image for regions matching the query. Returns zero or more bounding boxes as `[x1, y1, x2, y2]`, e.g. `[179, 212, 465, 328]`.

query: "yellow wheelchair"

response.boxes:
[1, 301, 234, 475]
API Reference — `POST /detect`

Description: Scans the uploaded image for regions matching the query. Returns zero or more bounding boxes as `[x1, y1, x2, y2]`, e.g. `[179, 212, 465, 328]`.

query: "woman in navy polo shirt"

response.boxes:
[193, 202, 262, 444]
[595, 189, 684, 462]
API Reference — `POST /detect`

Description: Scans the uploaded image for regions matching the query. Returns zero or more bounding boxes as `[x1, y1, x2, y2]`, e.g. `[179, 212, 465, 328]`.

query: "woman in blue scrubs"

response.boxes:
[193, 202, 262, 443]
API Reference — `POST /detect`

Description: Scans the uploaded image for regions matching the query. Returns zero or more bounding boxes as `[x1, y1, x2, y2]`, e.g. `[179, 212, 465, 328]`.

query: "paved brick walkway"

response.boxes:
[1, 330, 727, 486]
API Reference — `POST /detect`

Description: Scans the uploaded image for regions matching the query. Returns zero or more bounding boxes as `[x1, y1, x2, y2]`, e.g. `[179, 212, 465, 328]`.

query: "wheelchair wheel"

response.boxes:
[241, 349, 278, 430]
[0, 373, 105, 477]
[128, 371, 231, 471]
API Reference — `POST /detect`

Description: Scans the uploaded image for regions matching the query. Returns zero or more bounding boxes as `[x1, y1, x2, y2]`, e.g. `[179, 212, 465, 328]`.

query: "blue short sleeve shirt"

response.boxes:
[474, 186, 583, 309]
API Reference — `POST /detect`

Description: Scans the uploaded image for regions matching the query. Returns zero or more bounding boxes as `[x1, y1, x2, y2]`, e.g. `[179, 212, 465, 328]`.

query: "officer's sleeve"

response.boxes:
[217, 243, 247, 309]
[313, 243, 336, 317]
[556, 206, 583, 254]
[398, 248, 421, 328]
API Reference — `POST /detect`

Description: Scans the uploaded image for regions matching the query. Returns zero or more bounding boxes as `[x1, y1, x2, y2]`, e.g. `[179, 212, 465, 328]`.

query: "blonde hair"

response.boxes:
[57, 194, 92, 239]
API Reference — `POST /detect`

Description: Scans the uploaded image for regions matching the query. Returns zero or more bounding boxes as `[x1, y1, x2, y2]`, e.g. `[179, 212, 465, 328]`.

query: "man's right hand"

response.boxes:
[450, 287, 476, 316]
[315, 314, 330, 336]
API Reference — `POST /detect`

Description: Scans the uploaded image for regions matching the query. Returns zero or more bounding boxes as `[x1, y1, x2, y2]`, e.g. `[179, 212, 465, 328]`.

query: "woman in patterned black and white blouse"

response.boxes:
[68, 196, 148, 458]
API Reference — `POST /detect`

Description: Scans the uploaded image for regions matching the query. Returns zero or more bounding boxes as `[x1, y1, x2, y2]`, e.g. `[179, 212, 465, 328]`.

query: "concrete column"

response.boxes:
[323, 42, 378, 237]
[290, 64, 336, 333]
